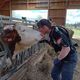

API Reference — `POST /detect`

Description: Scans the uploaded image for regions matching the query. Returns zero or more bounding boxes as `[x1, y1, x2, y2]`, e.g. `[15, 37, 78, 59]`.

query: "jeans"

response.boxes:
[51, 53, 77, 80]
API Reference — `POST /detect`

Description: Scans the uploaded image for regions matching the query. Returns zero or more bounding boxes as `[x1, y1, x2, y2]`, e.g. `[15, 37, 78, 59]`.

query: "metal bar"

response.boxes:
[0, 15, 36, 27]
[0, 41, 46, 79]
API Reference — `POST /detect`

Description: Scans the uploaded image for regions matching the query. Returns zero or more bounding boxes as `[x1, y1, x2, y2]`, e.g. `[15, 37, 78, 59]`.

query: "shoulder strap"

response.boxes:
[51, 26, 72, 44]
[56, 26, 73, 46]
[57, 26, 69, 37]
[50, 27, 56, 43]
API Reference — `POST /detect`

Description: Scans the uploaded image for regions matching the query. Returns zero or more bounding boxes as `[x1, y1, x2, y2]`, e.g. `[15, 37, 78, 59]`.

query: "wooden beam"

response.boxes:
[0, 0, 10, 10]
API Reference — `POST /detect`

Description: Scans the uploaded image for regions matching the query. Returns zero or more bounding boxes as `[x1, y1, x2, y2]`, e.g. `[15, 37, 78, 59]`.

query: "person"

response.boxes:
[2, 25, 21, 58]
[37, 19, 77, 80]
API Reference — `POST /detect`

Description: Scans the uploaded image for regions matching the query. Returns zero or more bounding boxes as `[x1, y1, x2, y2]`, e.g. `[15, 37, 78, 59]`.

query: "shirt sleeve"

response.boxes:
[54, 27, 70, 47]
[60, 34, 70, 47]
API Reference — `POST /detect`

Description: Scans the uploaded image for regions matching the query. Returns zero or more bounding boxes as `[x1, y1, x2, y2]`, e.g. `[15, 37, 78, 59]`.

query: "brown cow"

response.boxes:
[2, 25, 21, 57]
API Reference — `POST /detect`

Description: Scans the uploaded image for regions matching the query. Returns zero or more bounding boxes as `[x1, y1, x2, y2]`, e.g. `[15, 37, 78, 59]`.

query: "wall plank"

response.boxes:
[0, 0, 80, 25]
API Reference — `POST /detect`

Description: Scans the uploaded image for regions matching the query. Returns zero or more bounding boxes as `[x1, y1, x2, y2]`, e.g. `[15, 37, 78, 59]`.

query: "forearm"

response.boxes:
[58, 46, 70, 60]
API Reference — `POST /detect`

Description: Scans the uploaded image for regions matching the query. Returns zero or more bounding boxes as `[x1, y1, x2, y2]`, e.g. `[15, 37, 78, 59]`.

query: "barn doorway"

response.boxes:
[66, 9, 80, 39]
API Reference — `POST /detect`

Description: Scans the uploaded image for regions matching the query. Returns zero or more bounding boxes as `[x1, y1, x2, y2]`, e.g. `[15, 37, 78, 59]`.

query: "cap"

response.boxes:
[37, 19, 51, 29]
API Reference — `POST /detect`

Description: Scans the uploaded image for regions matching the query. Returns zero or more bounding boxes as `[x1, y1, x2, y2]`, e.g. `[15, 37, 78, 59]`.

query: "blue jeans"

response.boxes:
[51, 53, 77, 80]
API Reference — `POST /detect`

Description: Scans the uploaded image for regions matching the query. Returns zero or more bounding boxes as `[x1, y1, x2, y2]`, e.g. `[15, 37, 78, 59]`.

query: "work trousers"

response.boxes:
[51, 53, 77, 80]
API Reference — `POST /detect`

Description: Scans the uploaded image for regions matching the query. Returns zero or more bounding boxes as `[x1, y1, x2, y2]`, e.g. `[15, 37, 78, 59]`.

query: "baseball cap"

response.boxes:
[37, 19, 51, 29]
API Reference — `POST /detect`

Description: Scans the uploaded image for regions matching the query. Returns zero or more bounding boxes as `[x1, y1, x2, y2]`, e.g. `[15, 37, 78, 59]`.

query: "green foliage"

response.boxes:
[65, 23, 80, 37]
[72, 28, 80, 36]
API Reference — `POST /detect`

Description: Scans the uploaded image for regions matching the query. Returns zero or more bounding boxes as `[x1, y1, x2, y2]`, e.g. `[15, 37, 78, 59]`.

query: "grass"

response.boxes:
[72, 28, 80, 36]
[66, 26, 80, 38]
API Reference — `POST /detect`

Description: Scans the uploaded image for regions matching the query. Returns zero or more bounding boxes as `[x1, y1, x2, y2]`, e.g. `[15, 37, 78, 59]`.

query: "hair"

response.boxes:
[37, 19, 51, 29]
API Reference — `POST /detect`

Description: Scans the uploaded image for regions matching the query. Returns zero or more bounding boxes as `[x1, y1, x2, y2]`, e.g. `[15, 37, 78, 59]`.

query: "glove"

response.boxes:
[54, 58, 61, 65]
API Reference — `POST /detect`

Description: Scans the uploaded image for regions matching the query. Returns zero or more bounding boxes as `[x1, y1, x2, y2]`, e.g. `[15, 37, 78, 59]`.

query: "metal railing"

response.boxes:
[0, 15, 36, 26]
[0, 15, 41, 80]
[0, 42, 46, 80]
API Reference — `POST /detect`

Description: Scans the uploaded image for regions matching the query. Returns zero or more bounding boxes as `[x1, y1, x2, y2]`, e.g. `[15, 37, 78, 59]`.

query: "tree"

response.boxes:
[36, 15, 43, 21]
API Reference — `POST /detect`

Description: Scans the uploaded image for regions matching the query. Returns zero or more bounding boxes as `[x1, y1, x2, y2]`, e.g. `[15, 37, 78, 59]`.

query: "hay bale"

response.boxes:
[66, 28, 74, 38]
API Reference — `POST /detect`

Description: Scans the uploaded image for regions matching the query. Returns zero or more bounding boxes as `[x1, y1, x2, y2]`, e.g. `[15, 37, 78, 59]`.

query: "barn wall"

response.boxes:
[0, 0, 80, 25]
[0, 0, 10, 16]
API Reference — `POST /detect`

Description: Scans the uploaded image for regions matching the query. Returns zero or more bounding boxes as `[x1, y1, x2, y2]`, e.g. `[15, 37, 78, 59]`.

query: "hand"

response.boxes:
[54, 58, 61, 65]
